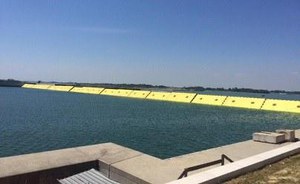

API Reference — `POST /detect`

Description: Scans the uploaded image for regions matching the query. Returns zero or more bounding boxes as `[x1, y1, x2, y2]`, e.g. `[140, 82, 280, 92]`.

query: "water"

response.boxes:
[0, 87, 300, 159]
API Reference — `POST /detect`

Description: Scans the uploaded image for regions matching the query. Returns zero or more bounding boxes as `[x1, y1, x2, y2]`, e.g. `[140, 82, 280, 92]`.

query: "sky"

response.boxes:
[0, 0, 299, 91]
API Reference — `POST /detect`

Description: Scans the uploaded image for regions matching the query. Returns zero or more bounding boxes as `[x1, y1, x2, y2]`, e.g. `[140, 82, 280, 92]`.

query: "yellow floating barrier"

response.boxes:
[100, 89, 133, 97]
[128, 90, 151, 99]
[100, 89, 116, 96]
[22, 83, 35, 88]
[70, 87, 104, 94]
[47, 85, 74, 92]
[166, 92, 197, 103]
[22, 83, 51, 90]
[222, 96, 266, 109]
[21, 84, 300, 114]
[261, 99, 300, 113]
[146, 91, 171, 101]
[191, 94, 227, 106]
[32, 84, 51, 90]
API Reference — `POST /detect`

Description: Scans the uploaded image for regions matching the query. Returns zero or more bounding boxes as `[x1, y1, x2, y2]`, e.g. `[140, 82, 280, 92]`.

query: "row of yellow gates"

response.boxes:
[22, 84, 300, 114]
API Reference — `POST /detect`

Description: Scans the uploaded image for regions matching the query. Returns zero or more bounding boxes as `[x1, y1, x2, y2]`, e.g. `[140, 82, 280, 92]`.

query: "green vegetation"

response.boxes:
[0, 79, 24, 87]
[227, 154, 300, 184]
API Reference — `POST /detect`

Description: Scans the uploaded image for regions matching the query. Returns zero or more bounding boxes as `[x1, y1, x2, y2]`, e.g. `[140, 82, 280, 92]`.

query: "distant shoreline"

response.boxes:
[1, 78, 299, 95]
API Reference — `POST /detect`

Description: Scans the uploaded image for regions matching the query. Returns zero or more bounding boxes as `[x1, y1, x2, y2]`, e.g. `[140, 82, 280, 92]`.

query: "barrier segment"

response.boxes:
[47, 85, 74, 92]
[222, 96, 266, 109]
[22, 84, 51, 90]
[32, 84, 51, 90]
[166, 92, 197, 103]
[70, 87, 104, 94]
[146, 91, 172, 101]
[100, 89, 116, 96]
[192, 94, 227, 106]
[261, 99, 300, 113]
[100, 89, 133, 97]
[22, 84, 35, 88]
[128, 90, 151, 99]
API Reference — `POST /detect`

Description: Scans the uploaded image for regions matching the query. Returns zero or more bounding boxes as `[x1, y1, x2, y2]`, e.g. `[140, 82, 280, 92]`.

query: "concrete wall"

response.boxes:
[0, 143, 143, 184]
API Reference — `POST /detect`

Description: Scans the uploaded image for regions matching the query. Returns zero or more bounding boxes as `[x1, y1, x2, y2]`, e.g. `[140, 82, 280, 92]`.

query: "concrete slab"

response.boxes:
[253, 132, 286, 143]
[76, 143, 143, 177]
[166, 141, 300, 184]
[0, 143, 141, 179]
[76, 143, 142, 163]
[276, 129, 296, 142]
[0, 147, 86, 178]
[110, 154, 179, 184]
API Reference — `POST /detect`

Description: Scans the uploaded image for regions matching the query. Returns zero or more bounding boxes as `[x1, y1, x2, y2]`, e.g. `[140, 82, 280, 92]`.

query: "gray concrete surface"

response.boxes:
[166, 141, 300, 184]
[0, 143, 142, 184]
[0, 130, 299, 184]
[253, 132, 285, 143]
[276, 129, 296, 142]
[109, 129, 300, 184]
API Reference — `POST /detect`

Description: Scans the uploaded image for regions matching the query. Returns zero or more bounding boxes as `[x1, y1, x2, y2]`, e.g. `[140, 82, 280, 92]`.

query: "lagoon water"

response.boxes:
[1, 87, 300, 159]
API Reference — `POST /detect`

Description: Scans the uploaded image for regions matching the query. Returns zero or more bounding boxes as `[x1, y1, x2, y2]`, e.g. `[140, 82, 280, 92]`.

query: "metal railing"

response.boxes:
[178, 154, 234, 179]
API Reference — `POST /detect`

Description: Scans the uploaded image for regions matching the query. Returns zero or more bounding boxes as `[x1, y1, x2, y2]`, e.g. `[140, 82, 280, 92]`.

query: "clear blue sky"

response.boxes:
[0, 0, 299, 90]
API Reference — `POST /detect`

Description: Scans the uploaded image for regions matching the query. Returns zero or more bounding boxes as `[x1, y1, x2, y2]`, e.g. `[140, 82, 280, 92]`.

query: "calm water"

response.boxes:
[1, 87, 300, 159]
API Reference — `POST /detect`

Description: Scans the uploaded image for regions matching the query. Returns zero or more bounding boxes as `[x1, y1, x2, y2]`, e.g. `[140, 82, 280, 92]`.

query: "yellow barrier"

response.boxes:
[166, 92, 197, 103]
[128, 90, 151, 99]
[100, 89, 116, 96]
[222, 96, 265, 109]
[20, 84, 300, 114]
[22, 84, 51, 90]
[146, 91, 171, 101]
[70, 87, 104, 94]
[32, 84, 51, 90]
[100, 89, 133, 97]
[261, 99, 300, 113]
[22, 84, 35, 88]
[47, 85, 74, 92]
[192, 94, 227, 106]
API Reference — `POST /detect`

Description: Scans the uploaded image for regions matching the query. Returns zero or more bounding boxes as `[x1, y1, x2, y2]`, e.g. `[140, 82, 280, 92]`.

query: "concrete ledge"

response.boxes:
[276, 129, 296, 142]
[0, 143, 142, 184]
[166, 141, 300, 184]
[253, 132, 285, 144]
[110, 154, 161, 184]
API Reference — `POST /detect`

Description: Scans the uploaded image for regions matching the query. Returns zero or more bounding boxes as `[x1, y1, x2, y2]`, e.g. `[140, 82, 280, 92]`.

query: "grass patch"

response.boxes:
[226, 153, 300, 184]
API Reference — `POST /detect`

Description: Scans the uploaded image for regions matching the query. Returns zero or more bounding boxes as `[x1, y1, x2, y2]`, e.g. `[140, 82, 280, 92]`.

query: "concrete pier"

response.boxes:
[0, 130, 299, 184]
